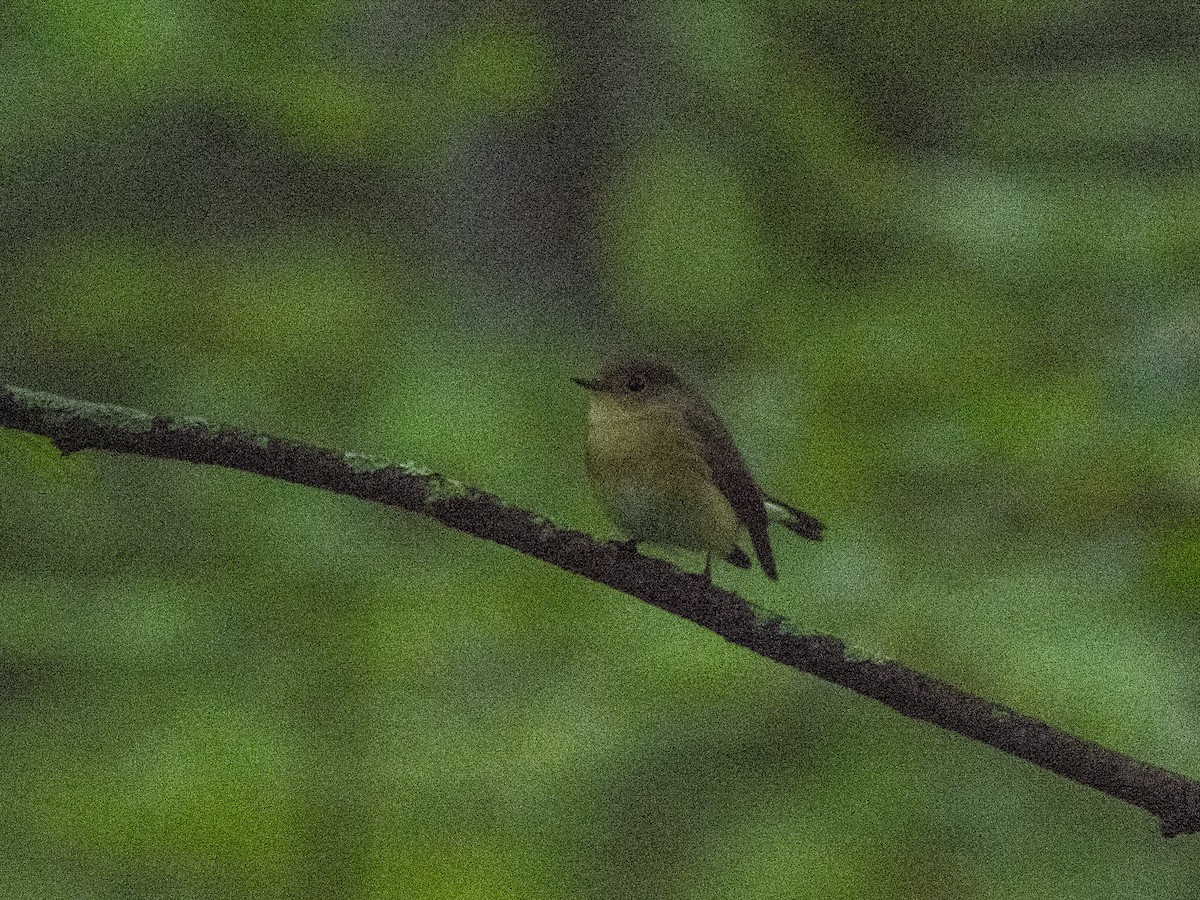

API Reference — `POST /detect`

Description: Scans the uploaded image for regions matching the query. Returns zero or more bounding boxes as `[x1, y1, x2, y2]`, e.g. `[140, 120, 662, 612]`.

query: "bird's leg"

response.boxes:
[703, 552, 713, 581]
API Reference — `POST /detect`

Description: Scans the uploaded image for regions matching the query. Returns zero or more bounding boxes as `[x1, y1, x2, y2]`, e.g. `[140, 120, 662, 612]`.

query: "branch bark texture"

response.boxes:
[2, 381, 1198, 837]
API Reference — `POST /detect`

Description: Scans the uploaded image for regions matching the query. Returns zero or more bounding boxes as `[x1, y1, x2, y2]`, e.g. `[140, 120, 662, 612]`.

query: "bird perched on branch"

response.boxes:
[574, 358, 823, 580]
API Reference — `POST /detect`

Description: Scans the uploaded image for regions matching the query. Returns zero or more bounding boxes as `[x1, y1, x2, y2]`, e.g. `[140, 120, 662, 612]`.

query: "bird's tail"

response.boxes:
[765, 495, 824, 541]
[725, 546, 752, 569]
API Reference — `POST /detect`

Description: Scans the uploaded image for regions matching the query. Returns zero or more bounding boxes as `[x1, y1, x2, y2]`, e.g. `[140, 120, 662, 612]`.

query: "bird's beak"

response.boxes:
[572, 376, 600, 391]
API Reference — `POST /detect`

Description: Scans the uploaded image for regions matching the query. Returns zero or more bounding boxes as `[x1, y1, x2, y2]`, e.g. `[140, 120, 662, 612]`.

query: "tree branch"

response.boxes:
[2, 381, 1198, 837]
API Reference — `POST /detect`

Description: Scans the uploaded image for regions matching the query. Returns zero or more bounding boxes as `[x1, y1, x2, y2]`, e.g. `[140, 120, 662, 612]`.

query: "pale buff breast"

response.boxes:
[584, 395, 741, 555]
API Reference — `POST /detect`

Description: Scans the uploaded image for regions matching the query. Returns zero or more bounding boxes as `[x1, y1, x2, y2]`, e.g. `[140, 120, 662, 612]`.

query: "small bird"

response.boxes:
[574, 358, 823, 580]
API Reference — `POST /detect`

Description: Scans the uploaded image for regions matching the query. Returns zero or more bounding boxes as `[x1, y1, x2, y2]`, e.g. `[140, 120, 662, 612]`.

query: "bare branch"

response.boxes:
[2, 381, 1198, 837]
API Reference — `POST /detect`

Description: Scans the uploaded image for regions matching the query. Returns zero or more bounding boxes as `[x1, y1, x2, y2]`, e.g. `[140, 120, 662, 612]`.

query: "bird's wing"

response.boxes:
[684, 403, 777, 580]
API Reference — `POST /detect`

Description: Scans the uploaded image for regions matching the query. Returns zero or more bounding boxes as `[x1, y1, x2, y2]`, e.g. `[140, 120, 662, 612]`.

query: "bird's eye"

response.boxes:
[627, 375, 645, 393]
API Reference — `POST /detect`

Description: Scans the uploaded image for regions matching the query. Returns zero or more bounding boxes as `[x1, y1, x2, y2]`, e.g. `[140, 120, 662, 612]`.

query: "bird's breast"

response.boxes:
[585, 397, 702, 474]
[582, 397, 739, 553]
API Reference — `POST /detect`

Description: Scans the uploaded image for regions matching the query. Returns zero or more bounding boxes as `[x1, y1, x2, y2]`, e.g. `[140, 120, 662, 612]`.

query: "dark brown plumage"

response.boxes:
[682, 400, 778, 579]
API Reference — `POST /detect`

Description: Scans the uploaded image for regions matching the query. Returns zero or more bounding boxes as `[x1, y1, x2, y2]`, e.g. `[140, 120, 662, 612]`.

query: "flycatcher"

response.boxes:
[574, 358, 823, 580]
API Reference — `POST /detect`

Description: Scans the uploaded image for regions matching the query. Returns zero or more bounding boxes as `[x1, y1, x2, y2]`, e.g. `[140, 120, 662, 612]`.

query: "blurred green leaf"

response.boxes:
[606, 145, 765, 336]
[0, 429, 92, 484]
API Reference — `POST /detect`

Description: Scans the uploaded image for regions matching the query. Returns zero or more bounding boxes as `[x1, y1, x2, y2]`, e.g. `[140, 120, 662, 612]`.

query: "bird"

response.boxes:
[573, 358, 823, 580]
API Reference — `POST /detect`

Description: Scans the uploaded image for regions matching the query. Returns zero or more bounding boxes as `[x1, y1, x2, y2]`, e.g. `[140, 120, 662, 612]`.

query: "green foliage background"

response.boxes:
[2, 2, 1199, 897]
